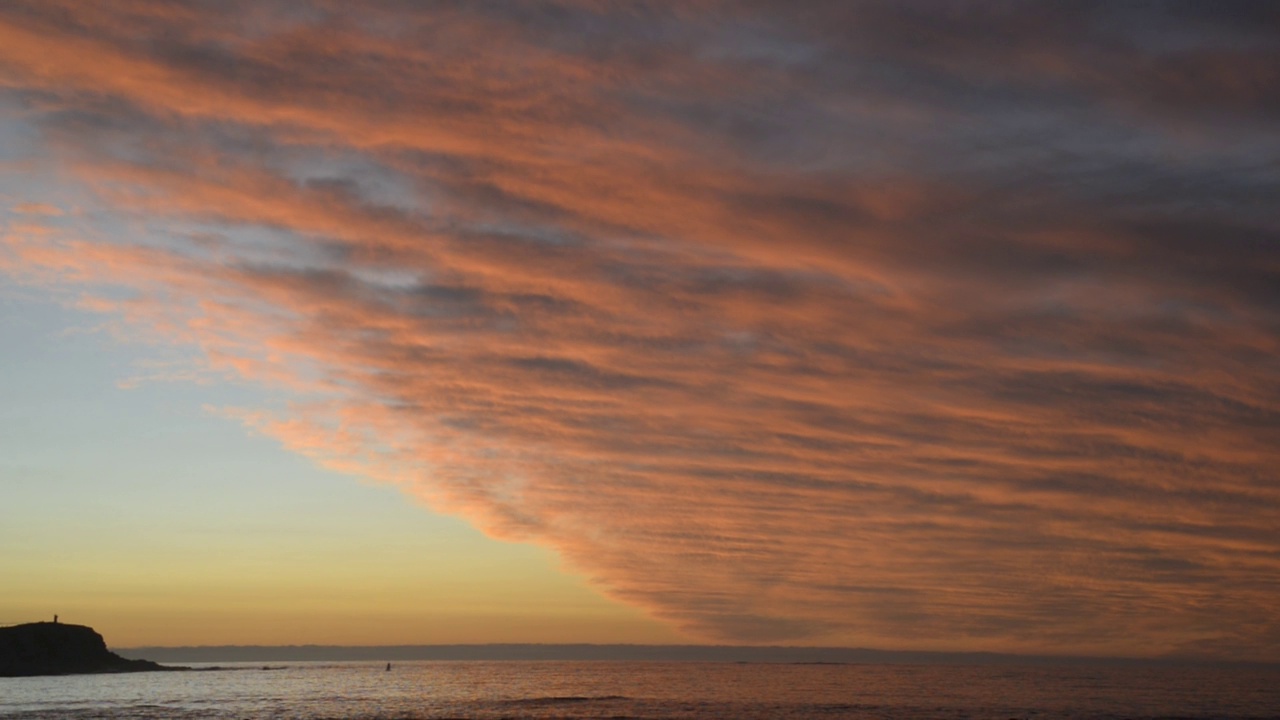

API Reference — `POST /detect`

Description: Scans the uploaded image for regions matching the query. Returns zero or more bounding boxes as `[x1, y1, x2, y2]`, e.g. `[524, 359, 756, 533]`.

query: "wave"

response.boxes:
[498, 695, 630, 706]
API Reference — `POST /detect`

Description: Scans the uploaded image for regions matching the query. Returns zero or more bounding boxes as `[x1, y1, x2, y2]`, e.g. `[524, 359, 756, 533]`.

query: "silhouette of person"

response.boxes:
[386, 663, 391, 671]
[53, 614, 58, 624]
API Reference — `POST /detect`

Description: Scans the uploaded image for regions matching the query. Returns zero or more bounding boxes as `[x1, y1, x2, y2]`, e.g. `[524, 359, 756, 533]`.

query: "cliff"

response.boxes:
[0, 622, 169, 677]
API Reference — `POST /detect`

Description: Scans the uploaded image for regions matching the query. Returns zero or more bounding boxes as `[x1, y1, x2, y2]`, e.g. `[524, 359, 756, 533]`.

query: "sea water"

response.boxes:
[1, 660, 1277, 719]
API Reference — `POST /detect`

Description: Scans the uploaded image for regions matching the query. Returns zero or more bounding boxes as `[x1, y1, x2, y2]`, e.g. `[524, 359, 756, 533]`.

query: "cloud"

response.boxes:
[9, 202, 64, 216]
[2, 1, 1278, 659]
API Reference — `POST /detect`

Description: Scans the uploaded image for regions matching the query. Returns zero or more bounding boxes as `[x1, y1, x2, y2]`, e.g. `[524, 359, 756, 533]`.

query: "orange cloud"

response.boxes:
[2, 1, 1278, 660]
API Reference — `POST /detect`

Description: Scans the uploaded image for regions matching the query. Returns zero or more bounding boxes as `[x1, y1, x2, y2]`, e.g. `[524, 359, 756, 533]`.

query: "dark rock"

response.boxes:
[0, 622, 174, 677]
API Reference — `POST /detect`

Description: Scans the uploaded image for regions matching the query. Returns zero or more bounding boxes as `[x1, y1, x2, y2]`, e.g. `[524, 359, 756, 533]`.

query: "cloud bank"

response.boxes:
[2, 1, 1278, 659]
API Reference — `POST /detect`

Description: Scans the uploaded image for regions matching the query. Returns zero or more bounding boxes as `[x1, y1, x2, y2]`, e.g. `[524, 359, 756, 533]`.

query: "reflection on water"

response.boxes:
[2, 661, 1278, 719]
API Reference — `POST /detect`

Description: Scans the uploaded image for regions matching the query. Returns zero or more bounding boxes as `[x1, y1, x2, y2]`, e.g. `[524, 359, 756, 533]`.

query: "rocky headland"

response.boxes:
[0, 622, 172, 677]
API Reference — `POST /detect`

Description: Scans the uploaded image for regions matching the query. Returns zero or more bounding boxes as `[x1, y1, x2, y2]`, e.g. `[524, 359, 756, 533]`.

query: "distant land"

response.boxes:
[112, 643, 1274, 668]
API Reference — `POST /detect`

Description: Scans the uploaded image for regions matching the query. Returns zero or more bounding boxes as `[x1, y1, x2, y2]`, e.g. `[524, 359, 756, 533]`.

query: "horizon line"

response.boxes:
[110, 642, 1278, 668]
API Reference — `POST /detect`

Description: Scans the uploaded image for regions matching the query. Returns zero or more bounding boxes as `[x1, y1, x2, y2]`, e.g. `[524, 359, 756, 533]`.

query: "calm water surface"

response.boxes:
[1, 661, 1277, 719]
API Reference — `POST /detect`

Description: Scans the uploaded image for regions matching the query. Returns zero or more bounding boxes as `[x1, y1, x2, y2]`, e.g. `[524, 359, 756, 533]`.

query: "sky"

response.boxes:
[0, 1, 1277, 661]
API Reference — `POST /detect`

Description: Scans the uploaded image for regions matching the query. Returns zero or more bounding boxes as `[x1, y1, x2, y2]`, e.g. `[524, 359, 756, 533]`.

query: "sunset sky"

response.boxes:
[1, 1, 1277, 660]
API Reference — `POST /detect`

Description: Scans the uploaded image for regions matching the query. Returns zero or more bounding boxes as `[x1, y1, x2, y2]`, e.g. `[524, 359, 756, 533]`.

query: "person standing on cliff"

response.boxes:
[53, 615, 57, 624]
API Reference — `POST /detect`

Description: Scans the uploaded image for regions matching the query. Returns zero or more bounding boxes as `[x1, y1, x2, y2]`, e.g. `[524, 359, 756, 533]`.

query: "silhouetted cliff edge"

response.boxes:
[0, 622, 169, 677]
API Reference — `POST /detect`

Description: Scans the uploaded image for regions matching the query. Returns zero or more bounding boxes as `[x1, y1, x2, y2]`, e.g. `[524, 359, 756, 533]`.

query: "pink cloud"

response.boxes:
[2, 1, 1278, 660]
[9, 202, 64, 216]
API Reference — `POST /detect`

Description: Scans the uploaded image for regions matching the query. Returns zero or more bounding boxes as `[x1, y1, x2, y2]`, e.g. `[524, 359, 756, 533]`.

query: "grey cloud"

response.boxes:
[3, 0, 1278, 660]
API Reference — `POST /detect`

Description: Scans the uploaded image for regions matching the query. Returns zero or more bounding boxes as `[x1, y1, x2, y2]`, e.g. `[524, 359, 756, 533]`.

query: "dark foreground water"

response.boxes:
[1, 661, 1277, 719]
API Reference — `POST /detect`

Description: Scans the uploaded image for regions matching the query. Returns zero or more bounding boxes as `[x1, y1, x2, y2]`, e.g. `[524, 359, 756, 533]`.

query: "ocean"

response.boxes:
[1, 660, 1277, 719]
